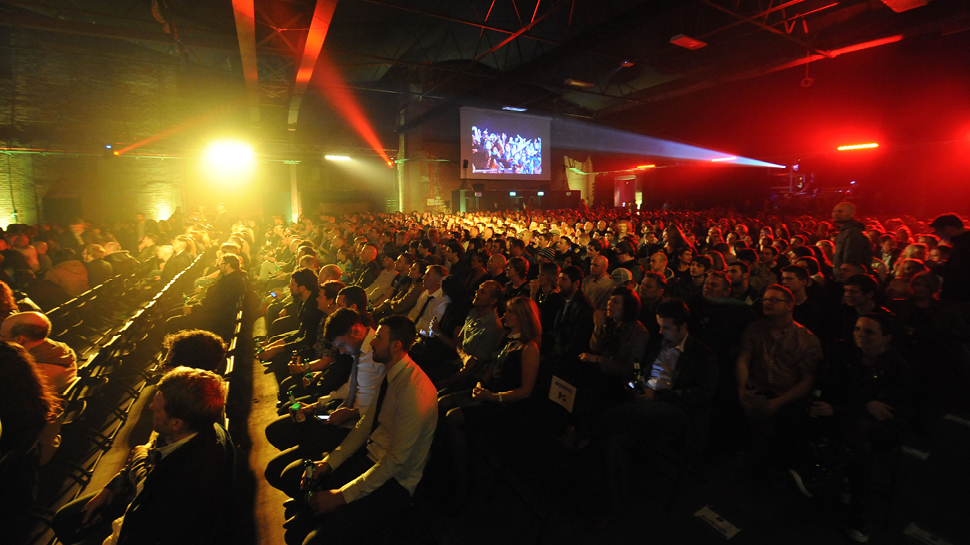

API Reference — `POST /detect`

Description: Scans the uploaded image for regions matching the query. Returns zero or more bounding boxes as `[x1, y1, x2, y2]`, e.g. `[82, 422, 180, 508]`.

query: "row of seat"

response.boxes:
[29, 255, 209, 545]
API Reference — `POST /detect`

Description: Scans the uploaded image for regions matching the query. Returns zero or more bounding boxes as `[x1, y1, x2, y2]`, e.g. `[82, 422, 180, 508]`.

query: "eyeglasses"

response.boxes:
[762, 297, 791, 304]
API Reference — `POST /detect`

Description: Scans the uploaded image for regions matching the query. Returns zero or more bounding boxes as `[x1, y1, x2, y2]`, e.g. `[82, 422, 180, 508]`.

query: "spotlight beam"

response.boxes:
[552, 118, 785, 168]
[309, 54, 392, 165]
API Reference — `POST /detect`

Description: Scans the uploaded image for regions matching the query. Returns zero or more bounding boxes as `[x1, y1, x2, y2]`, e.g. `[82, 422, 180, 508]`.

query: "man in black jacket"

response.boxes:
[165, 254, 246, 339]
[549, 265, 595, 373]
[52, 367, 234, 545]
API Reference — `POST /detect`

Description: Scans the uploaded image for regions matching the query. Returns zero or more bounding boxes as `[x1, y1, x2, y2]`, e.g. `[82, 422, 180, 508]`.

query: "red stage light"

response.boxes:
[837, 143, 879, 151]
[635, 164, 656, 169]
[711, 156, 737, 162]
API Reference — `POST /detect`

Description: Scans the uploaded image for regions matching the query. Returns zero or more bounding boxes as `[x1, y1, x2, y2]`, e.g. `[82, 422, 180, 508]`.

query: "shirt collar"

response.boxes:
[664, 333, 688, 352]
[429, 287, 443, 299]
[360, 327, 377, 355]
[384, 353, 414, 383]
[154, 431, 199, 460]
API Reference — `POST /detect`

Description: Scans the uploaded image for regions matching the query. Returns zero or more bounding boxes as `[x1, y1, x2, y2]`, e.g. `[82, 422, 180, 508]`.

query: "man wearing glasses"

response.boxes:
[735, 284, 822, 468]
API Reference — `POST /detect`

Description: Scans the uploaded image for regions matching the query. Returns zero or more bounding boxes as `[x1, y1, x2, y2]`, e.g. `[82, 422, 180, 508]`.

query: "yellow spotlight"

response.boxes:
[204, 141, 254, 174]
[325, 155, 351, 162]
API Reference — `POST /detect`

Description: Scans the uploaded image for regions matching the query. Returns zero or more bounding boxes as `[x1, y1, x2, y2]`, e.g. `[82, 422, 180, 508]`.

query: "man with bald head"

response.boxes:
[831, 202, 871, 272]
[0, 311, 77, 394]
[486, 253, 508, 286]
[351, 244, 381, 289]
[582, 254, 612, 311]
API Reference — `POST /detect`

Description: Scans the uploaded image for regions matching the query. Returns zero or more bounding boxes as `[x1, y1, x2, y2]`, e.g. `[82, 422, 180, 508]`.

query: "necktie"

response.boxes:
[370, 376, 389, 434]
[416, 295, 435, 321]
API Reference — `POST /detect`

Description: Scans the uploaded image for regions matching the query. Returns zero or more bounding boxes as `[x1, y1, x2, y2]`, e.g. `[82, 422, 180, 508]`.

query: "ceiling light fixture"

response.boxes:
[502, 106, 527, 112]
[635, 164, 656, 169]
[670, 34, 707, 50]
[620, 60, 635, 67]
[564, 78, 595, 88]
[325, 154, 351, 161]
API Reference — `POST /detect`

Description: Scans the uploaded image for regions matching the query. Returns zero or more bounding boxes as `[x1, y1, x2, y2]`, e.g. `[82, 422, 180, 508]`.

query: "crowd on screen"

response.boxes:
[1, 200, 968, 544]
[470, 125, 543, 174]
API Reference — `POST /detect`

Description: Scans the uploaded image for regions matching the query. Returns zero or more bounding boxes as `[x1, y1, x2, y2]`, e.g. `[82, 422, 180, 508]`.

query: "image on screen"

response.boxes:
[470, 127, 542, 175]
[460, 107, 551, 180]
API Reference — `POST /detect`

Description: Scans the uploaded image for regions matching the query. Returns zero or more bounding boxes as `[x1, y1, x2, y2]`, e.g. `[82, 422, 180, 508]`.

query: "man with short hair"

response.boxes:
[551, 266, 595, 367]
[736, 285, 822, 466]
[582, 255, 613, 311]
[930, 214, 970, 304]
[614, 240, 644, 285]
[486, 253, 508, 286]
[441, 280, 505, 391]
[365, 253, 399, 305]
[833, 274, 893, 344]
[165, 254, 246, 338]
[781, 265, 823, 335]
[637, 271, 666, 344]
[350, 244, 381, 289]
[832, 202, 872, 272]
[727, 261, 761, 306]
[646, 251, 674, 280]
[670, 255, 711, 301]
[0, 311, 77, 394]
[161, 329, 227, 372]
[291, 316, 438, 545]
[407, 264, 446, 336]
[161, 237, 192, 285]
[136, 233, 160, 263]
[52, 368, 233, 545]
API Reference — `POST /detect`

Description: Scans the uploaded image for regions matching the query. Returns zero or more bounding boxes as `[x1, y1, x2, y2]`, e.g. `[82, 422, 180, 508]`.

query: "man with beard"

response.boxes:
[286, 316, 437, 545]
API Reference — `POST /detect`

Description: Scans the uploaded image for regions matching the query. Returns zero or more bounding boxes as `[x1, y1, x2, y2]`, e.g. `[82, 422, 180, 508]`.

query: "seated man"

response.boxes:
[263, 308, 383, 491]
[284, 316, 438, 545]
[52, 368, 233, 545]
[791, 313, 908, 543]
[164, 254, 246, 339]
[736, 284, 823, 468]
[160, 329, 227, 373]
[830, 274, 893, 346]
[590, 298, 717, 508]
[0, 311, 77, 395]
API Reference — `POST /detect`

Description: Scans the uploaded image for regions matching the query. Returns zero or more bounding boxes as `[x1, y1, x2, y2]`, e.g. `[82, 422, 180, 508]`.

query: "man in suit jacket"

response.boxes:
[160, 238, 192, 285]
[591, 298, 717, 509]
[165, 254, 246, 339]
[52, 367, 234, 545]
[550, 265, 595, 372]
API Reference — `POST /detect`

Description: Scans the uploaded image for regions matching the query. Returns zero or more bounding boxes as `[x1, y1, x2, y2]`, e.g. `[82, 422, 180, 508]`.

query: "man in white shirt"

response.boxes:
[291, 316, 437, 545]
[407, 264, 447, 336]
[365, 253, 399, 305]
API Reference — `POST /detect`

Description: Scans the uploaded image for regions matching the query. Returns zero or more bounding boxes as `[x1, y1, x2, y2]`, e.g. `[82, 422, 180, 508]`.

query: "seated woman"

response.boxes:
[884, 258, 927, 300]
[578, 286, 649, 411]
[438, 296, 541, 504]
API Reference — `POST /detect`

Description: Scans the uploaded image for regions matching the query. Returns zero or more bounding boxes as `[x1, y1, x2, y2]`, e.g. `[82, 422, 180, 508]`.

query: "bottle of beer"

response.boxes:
[289, 389, 305, 422]
[302, 458, 318, 503]
[302, 356, 314, 389]
[630, 361, 645, 393]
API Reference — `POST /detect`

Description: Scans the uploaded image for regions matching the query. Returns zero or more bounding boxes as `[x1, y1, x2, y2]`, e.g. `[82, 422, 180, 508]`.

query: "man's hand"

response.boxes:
[308, 489, 345, 516]
[760, 398, 782, 418]
[471, 385, 493, 401]
[80, 488, 115, 528]
[183, 305, 193, 316]
[279, 308, 288, 318]
[326, 407, 357, 427]
[865, 400, 894, 421]
[809, 401, 833, 417]
[529, 278, 540, 296]
[636, 387, 656, 400]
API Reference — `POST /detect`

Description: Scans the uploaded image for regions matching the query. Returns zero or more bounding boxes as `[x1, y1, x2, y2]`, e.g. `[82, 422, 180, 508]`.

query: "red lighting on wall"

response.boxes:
[837, 143, 879, 151]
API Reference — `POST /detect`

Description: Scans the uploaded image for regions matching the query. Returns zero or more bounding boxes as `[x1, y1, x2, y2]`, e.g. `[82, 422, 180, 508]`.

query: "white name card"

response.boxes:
[549, 375, 576, 413]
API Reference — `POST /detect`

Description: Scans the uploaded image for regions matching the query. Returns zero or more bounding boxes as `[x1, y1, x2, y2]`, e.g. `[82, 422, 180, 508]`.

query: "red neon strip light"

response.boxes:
[635, 164, 656, 169]
[837, 143, 879, 151]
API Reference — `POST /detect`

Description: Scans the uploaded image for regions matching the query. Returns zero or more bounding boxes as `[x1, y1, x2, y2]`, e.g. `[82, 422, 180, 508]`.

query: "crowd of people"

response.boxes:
[1, 199, 967, 544]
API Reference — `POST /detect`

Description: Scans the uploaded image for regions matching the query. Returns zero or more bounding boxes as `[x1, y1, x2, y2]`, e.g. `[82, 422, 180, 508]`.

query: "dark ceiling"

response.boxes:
[1, 0, 968, 152]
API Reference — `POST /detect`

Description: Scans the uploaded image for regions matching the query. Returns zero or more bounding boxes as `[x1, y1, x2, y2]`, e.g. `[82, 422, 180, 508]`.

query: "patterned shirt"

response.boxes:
[740, 319, 822, 395]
